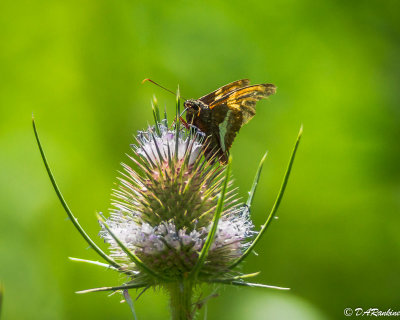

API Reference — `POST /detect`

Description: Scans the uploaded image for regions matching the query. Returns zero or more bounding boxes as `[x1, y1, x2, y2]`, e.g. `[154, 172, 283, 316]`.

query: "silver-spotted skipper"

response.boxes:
[184, 79, 276, 163]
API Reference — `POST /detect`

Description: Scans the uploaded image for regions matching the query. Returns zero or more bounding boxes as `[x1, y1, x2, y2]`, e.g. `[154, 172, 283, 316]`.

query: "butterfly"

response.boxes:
[184, 79, 276, 163]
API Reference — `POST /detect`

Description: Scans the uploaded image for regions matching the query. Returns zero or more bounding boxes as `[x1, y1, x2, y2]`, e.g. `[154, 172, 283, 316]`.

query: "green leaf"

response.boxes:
[68, 257, 122, 271]
[164, 105, 168, 124]
[208, 279, 290, 290]
[76, 282, 148, 294]
[32, 117, 124, 272]
[228, 272, 260, 280]
[229, 126, 303, 269]
[123, 289, 138, 320]
[153, 95, 161, 123]
[246, 151, 268, 208]
[190, 158, 232, 279]
[97, 214, 169, 281]
[175, 85, 181, 162]
[151, 132, 165, 164]
[206, 272, 261, 285]
[152, 95, 161, 136]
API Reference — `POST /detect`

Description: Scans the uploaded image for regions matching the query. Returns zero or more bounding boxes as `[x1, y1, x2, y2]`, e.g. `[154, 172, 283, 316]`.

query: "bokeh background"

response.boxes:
[1, 0, 399, 319]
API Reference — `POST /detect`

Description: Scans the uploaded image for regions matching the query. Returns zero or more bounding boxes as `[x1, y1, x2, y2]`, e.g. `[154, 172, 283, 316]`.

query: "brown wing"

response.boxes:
[210, 83, 276, 125]
[198, 79, 250, 105]
[209, 83, 276, 154]
[217, 108, 242, 154]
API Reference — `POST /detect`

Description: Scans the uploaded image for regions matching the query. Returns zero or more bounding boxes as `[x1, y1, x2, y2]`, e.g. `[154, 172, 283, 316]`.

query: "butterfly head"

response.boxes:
[184, 99, 208, 120]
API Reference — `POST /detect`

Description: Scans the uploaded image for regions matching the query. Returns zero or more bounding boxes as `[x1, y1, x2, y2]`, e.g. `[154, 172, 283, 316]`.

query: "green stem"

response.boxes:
[168, 281, 194, 320]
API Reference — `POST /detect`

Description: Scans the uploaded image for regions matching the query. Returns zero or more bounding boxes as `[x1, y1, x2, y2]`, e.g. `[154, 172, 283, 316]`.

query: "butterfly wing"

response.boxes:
[209, 83, 276, 153]
[210, 83, 276, 124]
[198, 79, 250, 105]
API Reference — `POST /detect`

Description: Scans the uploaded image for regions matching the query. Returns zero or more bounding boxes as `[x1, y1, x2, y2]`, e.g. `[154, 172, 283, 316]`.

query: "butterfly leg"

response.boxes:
[169, 116, 179, 130]
[170, 116, 191, 130]
[179, 117, 207, 140]
[179, 116, 190, 129]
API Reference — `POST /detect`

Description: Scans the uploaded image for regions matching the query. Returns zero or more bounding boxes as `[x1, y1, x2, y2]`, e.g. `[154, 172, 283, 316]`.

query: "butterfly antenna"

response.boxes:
[142, 78, 176, 96]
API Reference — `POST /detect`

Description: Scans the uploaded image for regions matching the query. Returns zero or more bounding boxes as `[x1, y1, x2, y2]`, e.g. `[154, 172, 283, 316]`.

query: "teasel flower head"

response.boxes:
[32, 90, 302, 320]
[100, 119, 254, 282]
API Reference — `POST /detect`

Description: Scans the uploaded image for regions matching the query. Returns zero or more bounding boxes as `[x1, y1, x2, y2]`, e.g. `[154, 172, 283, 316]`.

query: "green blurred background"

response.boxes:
[1, 0, 399, 319]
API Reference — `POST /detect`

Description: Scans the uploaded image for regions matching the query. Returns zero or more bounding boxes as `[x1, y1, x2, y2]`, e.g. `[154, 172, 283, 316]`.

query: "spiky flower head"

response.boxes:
[100, 120, 254, 283]
[32, 89, 301, 320]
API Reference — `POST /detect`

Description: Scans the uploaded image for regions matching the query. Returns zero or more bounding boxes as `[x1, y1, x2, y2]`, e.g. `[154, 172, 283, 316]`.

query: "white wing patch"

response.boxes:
[219, 110, 232, 152]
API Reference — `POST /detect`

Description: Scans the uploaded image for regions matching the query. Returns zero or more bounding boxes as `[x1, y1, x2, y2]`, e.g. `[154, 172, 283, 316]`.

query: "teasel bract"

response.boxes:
[33, 89, 302, 320]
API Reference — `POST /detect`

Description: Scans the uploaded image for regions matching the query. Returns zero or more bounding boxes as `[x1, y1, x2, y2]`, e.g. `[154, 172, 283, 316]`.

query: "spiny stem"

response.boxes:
[168, 281, 194, 320]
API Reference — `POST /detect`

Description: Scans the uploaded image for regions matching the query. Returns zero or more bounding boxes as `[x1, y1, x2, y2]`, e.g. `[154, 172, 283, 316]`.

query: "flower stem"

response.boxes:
[168, 281, 194, 320]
